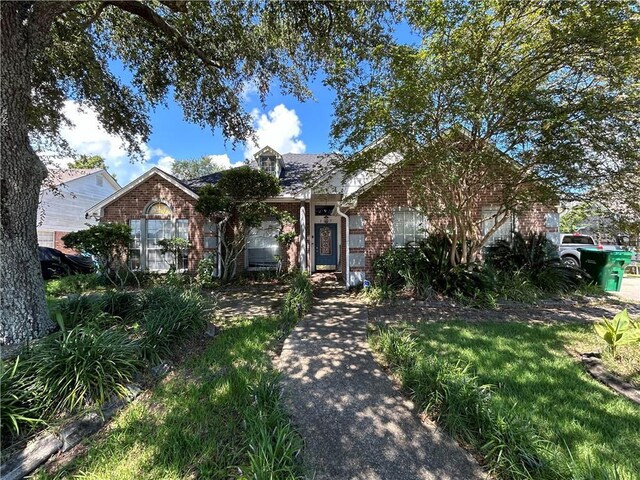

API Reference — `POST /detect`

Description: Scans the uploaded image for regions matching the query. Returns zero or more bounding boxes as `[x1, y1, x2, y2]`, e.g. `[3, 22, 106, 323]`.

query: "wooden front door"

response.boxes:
[314, 223, 338, 271]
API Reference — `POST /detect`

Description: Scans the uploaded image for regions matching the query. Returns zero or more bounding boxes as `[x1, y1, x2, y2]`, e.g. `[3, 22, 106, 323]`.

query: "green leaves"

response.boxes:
[594, 309, 640, 358]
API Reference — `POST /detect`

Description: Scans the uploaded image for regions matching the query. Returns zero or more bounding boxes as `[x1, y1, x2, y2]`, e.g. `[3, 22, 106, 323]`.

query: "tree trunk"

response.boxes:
[1, 3, 55, 346]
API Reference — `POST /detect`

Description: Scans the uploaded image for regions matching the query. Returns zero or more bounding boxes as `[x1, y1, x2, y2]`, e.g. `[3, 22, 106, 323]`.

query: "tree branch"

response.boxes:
[104, 0, 223, 70]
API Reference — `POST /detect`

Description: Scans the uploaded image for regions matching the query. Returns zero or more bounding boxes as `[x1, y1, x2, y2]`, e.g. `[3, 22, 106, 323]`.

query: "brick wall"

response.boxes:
[346, 162, 557, 278]
[101, 174, 206, 272]
[54, 231, 76, 254]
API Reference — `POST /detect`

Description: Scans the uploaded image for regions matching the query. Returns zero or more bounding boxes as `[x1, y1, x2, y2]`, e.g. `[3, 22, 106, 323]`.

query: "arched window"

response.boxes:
[146, 201, 172, 216]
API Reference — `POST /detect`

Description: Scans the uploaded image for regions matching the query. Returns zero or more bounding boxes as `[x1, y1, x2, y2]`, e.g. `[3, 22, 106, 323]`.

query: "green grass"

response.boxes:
[384, 320, 640, 478]
[36, 315, 303, 479]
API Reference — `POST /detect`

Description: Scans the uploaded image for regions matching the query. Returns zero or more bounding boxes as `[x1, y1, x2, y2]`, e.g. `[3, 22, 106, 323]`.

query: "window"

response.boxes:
[128, 202, 190, 271]
[561, 235, 594, 245]
[147, 202, 172, 216]
[482, 207, 513, 244]
[392, 208, 426, 247]
[247, 220, 280, 269]
[37, 231, 54, 248]
[129, 220, 141, 270]
[260, 156, 278, 177]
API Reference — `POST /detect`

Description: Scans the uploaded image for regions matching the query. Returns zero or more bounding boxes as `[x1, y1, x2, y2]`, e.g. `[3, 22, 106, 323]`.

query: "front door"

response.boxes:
[314, 223, 338, 271]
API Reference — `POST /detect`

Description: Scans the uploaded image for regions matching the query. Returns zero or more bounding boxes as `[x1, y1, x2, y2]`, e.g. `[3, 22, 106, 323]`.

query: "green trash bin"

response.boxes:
[578, 248, 634, 292]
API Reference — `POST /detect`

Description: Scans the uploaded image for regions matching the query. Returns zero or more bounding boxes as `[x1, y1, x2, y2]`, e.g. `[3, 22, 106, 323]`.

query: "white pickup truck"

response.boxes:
[556, 234, 623, 267]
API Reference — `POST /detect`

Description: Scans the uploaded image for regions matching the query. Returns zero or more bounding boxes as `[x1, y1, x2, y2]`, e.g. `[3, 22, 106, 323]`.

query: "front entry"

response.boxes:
[314, 223, 338, 271]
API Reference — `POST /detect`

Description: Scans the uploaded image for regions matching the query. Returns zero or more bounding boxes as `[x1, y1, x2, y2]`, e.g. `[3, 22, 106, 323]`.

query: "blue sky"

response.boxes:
[56, 62, 339, 185]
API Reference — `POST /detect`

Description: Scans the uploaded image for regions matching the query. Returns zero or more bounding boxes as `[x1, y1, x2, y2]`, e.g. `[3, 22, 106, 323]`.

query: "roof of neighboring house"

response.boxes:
[183, 153, 335, 196]
[47, 168, 104, 186]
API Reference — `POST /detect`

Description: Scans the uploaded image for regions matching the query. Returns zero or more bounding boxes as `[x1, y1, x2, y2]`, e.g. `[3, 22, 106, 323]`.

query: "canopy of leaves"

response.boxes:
[329, 0, 640, 196]
[171, 156, 226, 180]
[67, 154, 106, 170]
[62, 223, 131, 271]
[31, 1, 393, 161]
[196, 166, 281, 219]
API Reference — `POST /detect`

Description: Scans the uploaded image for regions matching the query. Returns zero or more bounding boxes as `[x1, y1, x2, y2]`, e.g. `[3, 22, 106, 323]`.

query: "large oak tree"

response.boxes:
[0, 0, 390, 345]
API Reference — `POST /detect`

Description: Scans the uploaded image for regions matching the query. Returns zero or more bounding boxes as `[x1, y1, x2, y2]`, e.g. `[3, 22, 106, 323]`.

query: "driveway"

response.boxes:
[613, 276, 640, 303]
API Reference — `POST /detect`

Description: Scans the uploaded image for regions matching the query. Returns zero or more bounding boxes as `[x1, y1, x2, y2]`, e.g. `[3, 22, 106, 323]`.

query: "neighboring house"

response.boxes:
[38, 168, 120, 252]
[87, 146, 558, 286]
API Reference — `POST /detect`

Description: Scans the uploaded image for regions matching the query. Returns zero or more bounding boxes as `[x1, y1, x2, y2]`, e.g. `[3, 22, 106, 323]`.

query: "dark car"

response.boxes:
[38, 247, 96, 280]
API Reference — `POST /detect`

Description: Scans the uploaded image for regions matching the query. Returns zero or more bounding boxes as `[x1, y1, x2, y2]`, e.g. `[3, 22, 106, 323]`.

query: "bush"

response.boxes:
[281, 271, 313, 324]
[486, 232, 585, 294]
[23, 324, 141, 413]
[138, 287, 207, 364]
[0, 357, 45, 440]
[196, 256, 219, 288]
[102, 289, 142, 321]
[53, 294, 108, 329]
[45, 273, 102, 297]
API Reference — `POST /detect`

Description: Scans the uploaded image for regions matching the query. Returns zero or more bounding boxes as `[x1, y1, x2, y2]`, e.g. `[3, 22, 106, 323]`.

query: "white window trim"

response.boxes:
[130, 218, 189, 273]
[245, 220, 281, 271]
[392, 207, 427, 247]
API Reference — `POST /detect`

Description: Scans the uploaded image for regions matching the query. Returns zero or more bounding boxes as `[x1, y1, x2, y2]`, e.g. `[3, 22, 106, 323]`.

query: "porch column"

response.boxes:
[299, 204, 307, 271]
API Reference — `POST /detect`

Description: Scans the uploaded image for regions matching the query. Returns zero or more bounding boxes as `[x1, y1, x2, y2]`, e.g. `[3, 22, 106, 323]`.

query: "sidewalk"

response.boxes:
[279, 283, 485, 479]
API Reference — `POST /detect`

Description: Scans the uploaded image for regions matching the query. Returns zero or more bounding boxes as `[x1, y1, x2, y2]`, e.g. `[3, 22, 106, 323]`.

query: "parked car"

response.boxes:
[38, 247, 96, 280]
[555, 233, 623, 268]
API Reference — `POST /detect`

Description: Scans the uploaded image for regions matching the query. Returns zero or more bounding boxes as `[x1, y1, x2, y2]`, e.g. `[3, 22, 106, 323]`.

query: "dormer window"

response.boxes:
[255, 146, 284, 178]
[261, 155, 278, 177]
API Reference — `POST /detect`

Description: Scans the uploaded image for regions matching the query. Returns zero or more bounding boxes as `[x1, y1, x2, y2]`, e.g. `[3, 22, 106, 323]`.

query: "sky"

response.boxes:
[55, 62, 339, 185]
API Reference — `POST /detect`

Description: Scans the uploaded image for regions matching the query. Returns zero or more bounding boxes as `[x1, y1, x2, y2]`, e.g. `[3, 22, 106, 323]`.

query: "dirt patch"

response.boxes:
[209, 283, 287, 320]
[367, 294, 640, 326]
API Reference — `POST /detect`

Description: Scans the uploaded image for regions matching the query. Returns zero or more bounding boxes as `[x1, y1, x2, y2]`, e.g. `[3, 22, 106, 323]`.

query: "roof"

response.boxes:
[183, 153, 335, 196]
[86, 167, 197, 217]
[47, 168, 103, 186]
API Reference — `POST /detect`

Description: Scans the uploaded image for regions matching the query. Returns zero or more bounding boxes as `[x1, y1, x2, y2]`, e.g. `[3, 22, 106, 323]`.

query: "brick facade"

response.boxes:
[341, 162, 557, 279]
[97, 166, 556, 282]
[101, 175, 207, 273]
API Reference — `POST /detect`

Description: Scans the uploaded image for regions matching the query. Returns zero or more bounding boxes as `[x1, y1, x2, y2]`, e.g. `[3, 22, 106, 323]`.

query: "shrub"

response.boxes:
[45, 273, 102, 297]
[0, 357, 45, 440]
[486, 232, 585, 294]
[281, 270, 313, 324]
[23, 324, 141, 413]
[102, 289, 142, 321]
[594, 309, 640, 358]
[196, 256, 219, 288]
[138, 288, 207, 364]
[53, 294, 107, 329]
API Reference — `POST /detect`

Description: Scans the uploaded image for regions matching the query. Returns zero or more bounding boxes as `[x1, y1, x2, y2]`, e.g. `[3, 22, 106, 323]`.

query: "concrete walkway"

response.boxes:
[279, 281, 485, 480]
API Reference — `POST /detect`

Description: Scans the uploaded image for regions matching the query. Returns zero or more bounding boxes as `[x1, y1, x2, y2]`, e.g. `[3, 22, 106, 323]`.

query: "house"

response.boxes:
[38, 168, 120, 252]
[87, 146, 559, 285]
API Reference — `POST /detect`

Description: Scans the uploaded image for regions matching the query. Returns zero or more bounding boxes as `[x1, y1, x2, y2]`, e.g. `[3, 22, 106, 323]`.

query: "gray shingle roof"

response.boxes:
[182, 153, 335, 196]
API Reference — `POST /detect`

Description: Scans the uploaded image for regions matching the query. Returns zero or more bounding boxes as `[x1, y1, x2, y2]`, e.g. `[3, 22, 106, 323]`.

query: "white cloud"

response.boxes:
[206, 154, 236, 170]
[51, 100, 172, 184]
[156, 155, 176, 174]
[246, 104, 306, 158]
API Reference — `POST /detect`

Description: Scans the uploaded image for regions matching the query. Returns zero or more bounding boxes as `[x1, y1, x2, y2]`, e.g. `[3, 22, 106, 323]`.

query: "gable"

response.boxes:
[87, 168, 197, 217]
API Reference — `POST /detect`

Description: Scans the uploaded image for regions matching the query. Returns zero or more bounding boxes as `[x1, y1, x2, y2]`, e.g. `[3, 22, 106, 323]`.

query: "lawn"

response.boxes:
[35, 315, 303, 479]
[379, 320, 640, 478]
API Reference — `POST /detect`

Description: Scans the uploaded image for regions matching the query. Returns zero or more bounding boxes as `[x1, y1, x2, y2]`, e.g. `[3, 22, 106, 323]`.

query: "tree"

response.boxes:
[68, 154, 106, 170]
[1, 1, 390, 345]
[67, 154, 117, 181]
[329, 0, 640, 265]
[172, 156, 226, 180]
[62, 223, 136, 287]
[196, 166, 284, 282]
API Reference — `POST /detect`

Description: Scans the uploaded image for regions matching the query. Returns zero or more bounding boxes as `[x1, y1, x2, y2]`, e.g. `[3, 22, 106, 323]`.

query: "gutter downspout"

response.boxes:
[336, 204, 350, 288]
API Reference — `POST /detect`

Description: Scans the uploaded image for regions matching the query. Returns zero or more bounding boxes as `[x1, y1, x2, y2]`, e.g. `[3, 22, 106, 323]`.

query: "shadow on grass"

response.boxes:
[411, 321, 640, 476]
[40, 317, 296, 480]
